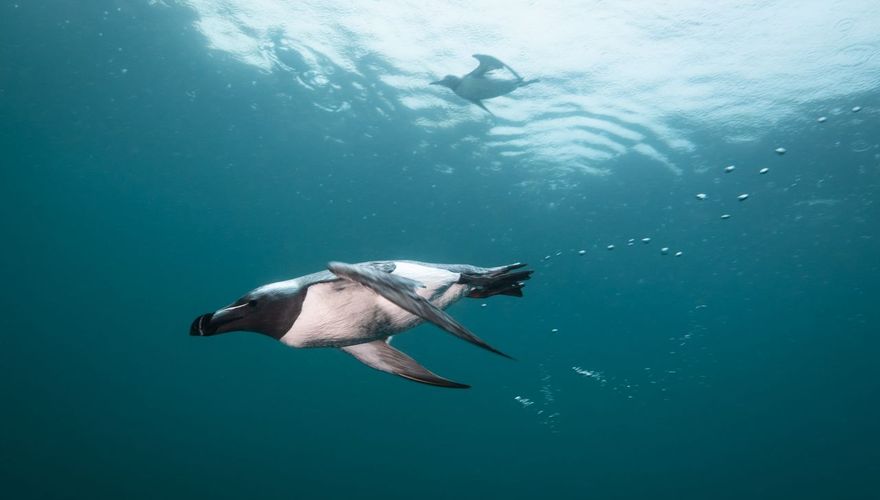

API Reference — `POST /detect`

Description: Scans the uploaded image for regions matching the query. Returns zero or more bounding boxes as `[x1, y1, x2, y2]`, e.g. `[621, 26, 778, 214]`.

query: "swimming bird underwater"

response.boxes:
[190, 260, 534, 388]
[431, 54, 539, 114]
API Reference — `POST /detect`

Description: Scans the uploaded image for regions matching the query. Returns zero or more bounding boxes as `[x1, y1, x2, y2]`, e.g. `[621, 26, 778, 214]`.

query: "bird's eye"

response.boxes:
[248, 300, 258, 307]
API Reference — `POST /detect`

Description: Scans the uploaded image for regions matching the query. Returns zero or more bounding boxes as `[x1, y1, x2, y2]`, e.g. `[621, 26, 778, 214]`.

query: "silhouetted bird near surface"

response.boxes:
[431, 54, 539, 114]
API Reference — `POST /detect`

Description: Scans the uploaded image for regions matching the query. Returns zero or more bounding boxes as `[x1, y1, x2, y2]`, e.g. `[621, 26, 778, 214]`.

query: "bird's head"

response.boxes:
[430, 75, 461, 90]
[190, 281, 304, 340]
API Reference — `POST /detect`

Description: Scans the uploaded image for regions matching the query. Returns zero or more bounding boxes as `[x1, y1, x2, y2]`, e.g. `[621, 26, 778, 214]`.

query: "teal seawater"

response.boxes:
[2, 2, 879, 499]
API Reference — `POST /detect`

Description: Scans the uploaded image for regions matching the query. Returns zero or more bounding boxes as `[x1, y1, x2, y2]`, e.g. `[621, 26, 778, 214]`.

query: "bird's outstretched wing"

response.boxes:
[341, 339, 469, 388]
[327, 261, 512, 359]
[467, 54, 523, 80]
[468, 99, 494, 115]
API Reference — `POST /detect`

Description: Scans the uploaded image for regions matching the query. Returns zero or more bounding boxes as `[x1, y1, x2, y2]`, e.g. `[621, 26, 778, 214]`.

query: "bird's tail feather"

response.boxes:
[460, 263, 534, 299]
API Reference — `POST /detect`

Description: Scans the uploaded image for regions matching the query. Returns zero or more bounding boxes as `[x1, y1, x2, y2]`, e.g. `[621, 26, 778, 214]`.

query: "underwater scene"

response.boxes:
[2, 1, 879, 498]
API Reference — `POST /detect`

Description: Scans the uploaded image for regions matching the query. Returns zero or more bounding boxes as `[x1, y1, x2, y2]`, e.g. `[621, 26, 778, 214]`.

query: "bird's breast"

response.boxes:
[280, 281, 390, 348]
[456, 77, 520, 100]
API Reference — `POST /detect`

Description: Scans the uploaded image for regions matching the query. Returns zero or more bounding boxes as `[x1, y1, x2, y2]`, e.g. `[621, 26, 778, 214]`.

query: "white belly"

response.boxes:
[280, 262, 468, 348]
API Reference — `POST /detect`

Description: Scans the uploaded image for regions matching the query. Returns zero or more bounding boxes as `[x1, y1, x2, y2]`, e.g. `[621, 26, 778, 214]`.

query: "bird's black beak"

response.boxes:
[190, 313, 214, 336]
[190, 305, 246, 337]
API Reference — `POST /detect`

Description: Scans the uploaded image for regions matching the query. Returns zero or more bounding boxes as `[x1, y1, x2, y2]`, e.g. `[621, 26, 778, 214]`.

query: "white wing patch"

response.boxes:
[392, 261, 458, 286]
[389, 261, 467, 312]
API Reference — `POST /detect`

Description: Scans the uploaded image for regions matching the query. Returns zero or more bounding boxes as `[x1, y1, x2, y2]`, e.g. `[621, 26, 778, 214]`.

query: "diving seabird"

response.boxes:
[431, 54, 538, 114]
[191, 260, 534, 388]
